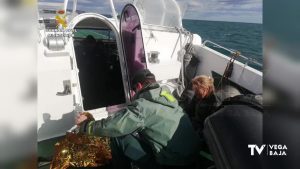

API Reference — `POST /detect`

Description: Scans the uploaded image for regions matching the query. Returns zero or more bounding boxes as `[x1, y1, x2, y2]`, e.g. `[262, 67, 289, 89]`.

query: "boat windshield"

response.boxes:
[133, 0, 183, 27]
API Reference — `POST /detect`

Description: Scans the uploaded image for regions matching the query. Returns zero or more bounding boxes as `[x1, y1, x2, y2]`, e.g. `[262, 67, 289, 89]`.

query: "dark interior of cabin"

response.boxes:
[73, 18, 126, 110]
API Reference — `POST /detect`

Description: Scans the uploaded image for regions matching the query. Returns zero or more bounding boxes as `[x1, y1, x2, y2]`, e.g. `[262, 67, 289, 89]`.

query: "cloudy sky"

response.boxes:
[40, 0, 262, 23]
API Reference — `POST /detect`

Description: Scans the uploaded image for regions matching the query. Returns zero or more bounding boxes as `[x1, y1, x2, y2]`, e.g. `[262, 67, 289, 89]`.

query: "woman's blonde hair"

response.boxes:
[192, 75, 215, 98]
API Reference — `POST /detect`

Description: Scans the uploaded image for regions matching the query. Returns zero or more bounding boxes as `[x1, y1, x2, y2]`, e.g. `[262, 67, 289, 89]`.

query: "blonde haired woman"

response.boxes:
[182, 75, 219, 133]
[192, 75, 215, 99]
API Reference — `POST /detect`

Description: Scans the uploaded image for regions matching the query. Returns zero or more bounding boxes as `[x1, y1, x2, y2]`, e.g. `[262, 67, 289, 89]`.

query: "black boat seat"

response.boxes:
[203, 95, 263, 169]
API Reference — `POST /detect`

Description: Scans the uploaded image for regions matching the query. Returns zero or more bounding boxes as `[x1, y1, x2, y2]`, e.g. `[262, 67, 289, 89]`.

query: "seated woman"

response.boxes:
[180, 75, 220, 133]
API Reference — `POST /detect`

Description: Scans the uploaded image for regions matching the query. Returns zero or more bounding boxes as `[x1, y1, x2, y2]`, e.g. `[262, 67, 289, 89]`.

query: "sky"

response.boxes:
[39, 0, 262, 23]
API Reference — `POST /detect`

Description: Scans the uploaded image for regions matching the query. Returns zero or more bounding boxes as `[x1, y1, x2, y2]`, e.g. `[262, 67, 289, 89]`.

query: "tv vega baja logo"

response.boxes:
[248, 144, 287, 156]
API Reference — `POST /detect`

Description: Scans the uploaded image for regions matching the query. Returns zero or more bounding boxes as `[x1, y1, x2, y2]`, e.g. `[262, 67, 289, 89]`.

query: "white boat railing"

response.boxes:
[203, 40, 263, 68]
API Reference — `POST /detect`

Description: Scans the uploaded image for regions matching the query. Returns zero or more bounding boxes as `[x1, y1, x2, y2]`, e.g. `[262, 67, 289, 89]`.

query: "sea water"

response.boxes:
[183, 20, 262, 70]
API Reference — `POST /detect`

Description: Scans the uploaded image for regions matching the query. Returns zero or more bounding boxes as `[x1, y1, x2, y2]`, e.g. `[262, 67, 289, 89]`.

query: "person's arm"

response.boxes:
[79, 103, 145, 137]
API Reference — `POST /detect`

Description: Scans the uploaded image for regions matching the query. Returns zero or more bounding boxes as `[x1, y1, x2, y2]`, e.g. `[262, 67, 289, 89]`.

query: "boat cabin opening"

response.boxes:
[73, 17, 126, 110]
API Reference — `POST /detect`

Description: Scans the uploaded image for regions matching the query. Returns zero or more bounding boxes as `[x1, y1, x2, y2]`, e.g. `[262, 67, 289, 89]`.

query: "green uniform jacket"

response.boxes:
[81, 84, 201, 166]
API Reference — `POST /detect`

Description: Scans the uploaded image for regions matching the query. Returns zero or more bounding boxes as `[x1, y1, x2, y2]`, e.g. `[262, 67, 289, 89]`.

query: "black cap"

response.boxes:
[131, 69, 155, 87]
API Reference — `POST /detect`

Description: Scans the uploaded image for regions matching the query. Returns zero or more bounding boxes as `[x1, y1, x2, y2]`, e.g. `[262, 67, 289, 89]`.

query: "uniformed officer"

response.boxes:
[76, 69, 201, 169]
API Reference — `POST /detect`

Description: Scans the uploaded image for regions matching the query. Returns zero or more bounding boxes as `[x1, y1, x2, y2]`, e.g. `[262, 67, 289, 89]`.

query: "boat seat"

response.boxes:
[203, 95, 263, 169]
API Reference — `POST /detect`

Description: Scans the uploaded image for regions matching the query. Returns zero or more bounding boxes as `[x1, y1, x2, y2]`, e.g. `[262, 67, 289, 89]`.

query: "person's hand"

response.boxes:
[130, 89, 136, 98]
[75, 112, 88, 126]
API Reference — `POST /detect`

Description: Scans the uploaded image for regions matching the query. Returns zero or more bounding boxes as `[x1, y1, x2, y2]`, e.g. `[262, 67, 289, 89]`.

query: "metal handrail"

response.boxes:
[203, 40, 262, 67]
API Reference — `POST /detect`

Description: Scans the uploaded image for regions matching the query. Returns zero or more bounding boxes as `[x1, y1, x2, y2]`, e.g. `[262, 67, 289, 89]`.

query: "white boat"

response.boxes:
[37, 0, 262, 167]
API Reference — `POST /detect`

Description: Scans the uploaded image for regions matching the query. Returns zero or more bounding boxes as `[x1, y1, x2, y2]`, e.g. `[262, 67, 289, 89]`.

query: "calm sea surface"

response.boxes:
[183, 20, 262, 69]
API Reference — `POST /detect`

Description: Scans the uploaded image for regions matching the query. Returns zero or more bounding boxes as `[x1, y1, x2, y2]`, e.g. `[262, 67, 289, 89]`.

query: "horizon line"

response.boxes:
[182, 18, 262, 24]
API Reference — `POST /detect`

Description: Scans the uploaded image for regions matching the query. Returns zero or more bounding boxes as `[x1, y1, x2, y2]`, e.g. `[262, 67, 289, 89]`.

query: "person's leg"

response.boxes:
[110, 136, 131, 169]
[110, 134, 161, 169]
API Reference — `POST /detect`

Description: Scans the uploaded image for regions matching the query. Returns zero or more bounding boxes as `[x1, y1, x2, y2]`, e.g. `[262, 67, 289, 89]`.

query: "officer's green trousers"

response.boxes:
[110, 134, 161, 169]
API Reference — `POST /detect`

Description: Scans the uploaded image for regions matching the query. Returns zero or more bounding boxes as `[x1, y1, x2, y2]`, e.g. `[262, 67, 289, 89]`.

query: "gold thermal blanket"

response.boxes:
[50, 112, 111, 169]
